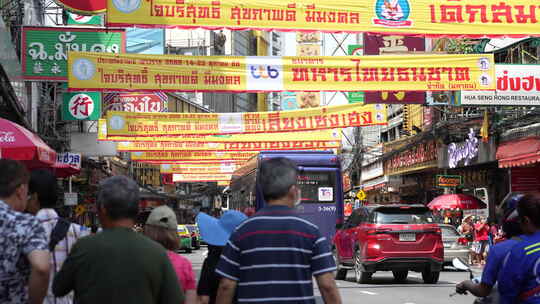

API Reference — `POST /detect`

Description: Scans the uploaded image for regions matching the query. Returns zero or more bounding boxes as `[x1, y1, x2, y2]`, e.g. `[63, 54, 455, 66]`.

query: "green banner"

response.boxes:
[347, 44, 364, 104]
[67, 12, 103, 25]
[62, 92, 101, 121]
[22, 27, 125, 81]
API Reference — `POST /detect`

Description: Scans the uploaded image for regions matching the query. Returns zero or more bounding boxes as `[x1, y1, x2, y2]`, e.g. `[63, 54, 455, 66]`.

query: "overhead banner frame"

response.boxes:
[106, 0, 540, 37]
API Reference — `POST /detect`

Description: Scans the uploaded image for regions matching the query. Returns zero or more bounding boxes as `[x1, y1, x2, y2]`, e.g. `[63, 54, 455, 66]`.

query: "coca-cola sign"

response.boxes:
[461, 64, 540, 105]
[0, 131, 16, 143]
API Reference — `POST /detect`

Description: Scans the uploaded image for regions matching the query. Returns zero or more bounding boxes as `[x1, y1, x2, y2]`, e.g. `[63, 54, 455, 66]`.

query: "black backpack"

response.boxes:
[48, 218, 71, 251]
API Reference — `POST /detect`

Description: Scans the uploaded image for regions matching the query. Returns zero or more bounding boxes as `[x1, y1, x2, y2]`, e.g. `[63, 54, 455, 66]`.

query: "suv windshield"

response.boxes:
[371, 208, 435, 224]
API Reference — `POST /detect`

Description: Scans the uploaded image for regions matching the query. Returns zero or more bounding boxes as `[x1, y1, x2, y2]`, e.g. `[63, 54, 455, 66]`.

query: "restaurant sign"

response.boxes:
[460, 64, 540, 106]
[436, 175, 463, 188]
[22, 27, 125, 81]
[385, 140, 438, 176]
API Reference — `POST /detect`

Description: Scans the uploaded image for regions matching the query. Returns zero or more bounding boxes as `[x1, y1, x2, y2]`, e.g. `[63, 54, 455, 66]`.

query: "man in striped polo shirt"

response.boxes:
[215, 158, 342, 304]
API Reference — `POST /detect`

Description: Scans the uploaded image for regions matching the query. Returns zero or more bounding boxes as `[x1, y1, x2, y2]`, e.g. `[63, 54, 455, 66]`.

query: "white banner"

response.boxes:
[460, 64, 540, 106]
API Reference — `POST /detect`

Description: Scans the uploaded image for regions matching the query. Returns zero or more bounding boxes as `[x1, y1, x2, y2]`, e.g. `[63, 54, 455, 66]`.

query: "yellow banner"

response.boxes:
[98, 119, 341, 142]
[106, 0, 540, 37]
[68, 52, 495, 92]
[173, 174, 232, 182]
[217, 181, 231, 186]
[131, 151, 258, 162]
[118, 140, 341, 151]
[106, 103, 387, 137]
[161, 163, 237, 174]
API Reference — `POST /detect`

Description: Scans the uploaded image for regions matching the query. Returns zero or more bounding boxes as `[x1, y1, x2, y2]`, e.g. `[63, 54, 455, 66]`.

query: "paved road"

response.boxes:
[183, 246, 474, 304]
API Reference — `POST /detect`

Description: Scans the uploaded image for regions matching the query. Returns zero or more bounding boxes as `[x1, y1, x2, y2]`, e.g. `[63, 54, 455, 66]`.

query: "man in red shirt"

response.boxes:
[474, 217, 490, 265]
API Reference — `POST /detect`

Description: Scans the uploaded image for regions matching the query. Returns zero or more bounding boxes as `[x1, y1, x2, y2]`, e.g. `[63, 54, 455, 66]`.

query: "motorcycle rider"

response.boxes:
[499, 193, 540, 304]
[456, 194, 525, 298]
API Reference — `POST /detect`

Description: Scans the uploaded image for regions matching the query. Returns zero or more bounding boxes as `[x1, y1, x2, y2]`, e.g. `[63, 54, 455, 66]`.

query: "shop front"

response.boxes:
[437, 130, 501, 220]
[497, 137, 540, 194]
[384, 140, 439, 204]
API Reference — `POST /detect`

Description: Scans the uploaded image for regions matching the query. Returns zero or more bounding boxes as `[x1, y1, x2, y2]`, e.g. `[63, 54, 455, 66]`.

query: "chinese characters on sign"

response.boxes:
[22, 27, 125, 80]
[62, 92, 101, 121]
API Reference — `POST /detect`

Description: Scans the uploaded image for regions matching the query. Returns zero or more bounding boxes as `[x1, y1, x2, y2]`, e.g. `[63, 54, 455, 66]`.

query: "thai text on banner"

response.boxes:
[160, 163, 238, 174]
[172, 174, 232, 182]
[131, 151, 258, 161]
[106, 0, 540, 37]
[117, 140, 341, 151]
[106, 103, 387, 137]
[98, 119, 342, 142]
[68, 52, 495, 92]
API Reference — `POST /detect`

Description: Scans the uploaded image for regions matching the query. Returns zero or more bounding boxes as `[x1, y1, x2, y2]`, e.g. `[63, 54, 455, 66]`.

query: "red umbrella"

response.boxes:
[427, 194, 487, 210]
[0, 118, 57, 168]
[51, 162, 81, 178]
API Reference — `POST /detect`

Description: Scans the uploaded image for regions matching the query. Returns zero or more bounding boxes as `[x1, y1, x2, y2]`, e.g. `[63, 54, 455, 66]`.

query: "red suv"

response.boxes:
[332, 204, 443, 284]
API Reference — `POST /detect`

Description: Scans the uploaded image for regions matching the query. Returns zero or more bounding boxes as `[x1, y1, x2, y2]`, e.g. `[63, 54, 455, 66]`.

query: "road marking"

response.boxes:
[359, 291, 378, 295]
[404, 302, 416, 304]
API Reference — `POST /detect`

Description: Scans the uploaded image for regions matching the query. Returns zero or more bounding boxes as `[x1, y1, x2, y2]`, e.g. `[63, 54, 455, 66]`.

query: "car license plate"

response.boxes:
[399, 233, 416, 242]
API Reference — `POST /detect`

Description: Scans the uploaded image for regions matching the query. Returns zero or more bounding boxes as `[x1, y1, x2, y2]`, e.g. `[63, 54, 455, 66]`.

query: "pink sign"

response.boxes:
[104, 92, 168, 113]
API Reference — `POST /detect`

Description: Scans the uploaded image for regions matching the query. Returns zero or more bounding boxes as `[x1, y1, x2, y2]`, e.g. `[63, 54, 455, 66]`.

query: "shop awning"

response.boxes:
[497, 137, 540, 168]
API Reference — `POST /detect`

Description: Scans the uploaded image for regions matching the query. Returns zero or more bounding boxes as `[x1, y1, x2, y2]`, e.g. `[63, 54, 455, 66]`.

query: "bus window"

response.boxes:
[297, 171, 337, 204]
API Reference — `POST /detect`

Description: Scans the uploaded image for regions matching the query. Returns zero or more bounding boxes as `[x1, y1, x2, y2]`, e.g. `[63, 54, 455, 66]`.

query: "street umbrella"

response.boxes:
[0, 118, 57, 168]
[427, 194, 487, 210]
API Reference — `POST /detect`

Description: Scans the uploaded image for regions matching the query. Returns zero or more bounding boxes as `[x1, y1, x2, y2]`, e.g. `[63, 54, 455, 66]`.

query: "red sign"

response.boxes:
[363, 33, 426, 104]
[104, 92, 168, 113]
[54, 0, 106, 14]
[511, 166, 540, 193]
[385, 141, 437, 172]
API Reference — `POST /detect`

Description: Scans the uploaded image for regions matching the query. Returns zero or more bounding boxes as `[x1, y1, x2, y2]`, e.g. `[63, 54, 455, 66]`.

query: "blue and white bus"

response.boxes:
[228, 151, 344, 241]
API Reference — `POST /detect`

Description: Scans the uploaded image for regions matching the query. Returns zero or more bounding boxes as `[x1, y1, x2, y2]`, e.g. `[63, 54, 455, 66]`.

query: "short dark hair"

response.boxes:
[0, 159, 29, 198]
[29, 169, 58, 208]
[97, 176, 140, 220]
[258, 157, 298, 201]
[518, 193, 540, 228]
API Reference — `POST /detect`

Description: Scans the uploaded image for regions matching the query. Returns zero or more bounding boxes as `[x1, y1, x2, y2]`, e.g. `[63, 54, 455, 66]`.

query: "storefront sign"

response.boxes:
[173, 174, 232, 182]
[131, 151, 257, 162]
[385, 140, 438, 175]
[62, 92, 101, 121]
[106, 0, 540, 37]
[438, 130, 496, 169]
[105, 103, 387, 137]
[68, 51, 495, 92]
[57, 152, 82, 169]
[460, 64, 540, 106]
[54, 0, 106, 14]
[364, 33, 426, 104]
[98, 119, 341, 142]
[22, 27, 125, 81]
[103, 92, 168, 113]
[436, 175, 462, 188]
[118, 140, 340, 151]
[448, 129, 479, 168]
[161, 163, 237, 174]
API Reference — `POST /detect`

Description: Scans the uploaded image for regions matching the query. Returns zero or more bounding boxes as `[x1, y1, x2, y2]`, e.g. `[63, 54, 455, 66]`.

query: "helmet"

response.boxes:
[501, 193, 525, 238]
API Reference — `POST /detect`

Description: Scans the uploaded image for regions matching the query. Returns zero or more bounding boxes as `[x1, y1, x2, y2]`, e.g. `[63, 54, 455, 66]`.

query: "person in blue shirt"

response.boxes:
[499, 193, 540, 304]
[456, 194, 525, 298]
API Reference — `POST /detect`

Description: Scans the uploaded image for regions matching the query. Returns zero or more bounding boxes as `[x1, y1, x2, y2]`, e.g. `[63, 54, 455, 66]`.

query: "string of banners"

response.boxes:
[97, 119, 342, 142]
[106, 0, 540, 37]
[68, 52, 495, 93]
[172, 174, 232, 183]
[160, 163, 238, 174]
[105, 103, 387, 137]
[131, 151, 258, 162]
[117, 140, 341, 152]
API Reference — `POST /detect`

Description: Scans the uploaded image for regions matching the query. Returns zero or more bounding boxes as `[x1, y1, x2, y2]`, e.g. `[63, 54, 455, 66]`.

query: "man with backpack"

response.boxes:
[27, 169, 90, 304]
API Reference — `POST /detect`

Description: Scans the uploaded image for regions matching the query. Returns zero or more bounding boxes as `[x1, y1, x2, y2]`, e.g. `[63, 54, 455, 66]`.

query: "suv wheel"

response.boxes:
[392, 270, 408, 283]
[422, 270, 440, 284]
[354, 249, 372, 284]
[332, 249, 347, 280]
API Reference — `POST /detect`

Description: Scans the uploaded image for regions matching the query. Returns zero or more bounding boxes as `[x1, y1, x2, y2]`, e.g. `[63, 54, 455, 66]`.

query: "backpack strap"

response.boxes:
[49, 218, 71, 251]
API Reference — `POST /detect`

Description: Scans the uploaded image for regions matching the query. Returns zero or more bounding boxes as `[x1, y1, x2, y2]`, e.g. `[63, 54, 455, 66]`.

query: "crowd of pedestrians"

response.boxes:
[0, 157, 343, 304]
